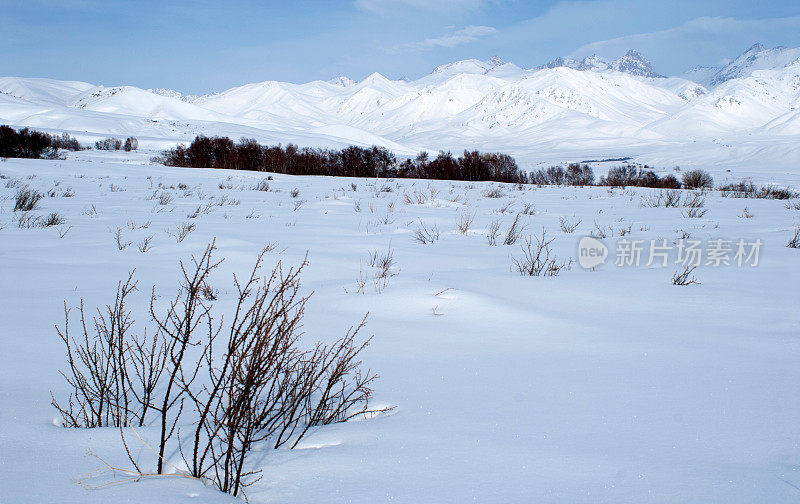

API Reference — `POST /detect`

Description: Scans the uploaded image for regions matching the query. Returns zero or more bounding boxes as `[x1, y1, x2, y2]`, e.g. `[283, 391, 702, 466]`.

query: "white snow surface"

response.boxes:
[2, 46, 800, 183]
[0, 151, 799, 503]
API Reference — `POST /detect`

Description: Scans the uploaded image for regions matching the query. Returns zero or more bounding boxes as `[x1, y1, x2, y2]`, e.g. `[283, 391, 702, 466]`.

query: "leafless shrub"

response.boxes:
[591, 221, 609, 239]
[682, 192, 705, 208]
[521, 203, 535, 215]
[176, 247, 385, 496]
[456, 210, 475, 234]
[512, 228, 569, 277]
[112, 226, 133, 250]
[681, 169, 713, 189]
[42, 212, 65, 227]
[290, 188, 300, 198]
[497, 201, 514, 214]
[672, 266, 700, 285]
[14, 188, 43, 211]
[137, 235, 154, 253]
[483, 188, 504, 198]
[642, 189, 682, 208]
[738, 206, 754, 219]
[157, 192, 174, 205]
[788, 227, 800, 248]
[293, 199, 305, 211]
[51, 273, 165, 429]
[719, 181, 797, 200]
[167, 222, 196, 243]
[682, 207, 708, 218]
[251, 179, 270, 191]
[83, 204, 99, 217]
[15, 212, 40, 228]
[404, 190, 428, 205]
[54, 240, 385, 495]
[502, 214, 526, 245]
[412, 220, 439, 244]
[367, 245, 397, 279]
[559, 216, 581, 233]
[486, 219, 501, 246]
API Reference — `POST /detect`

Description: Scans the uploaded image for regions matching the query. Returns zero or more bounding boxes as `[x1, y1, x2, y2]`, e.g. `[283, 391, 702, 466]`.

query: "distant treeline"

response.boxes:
[0, 125, 82, 159]
[159, 135, 698, 188]
[8, 128, 791, 198]
[160, 135, 524, 183]
[0, 125, 140, 158]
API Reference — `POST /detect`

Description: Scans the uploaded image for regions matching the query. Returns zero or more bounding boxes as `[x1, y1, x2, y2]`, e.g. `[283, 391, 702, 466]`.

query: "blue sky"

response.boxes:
[3, 0, 800, 93]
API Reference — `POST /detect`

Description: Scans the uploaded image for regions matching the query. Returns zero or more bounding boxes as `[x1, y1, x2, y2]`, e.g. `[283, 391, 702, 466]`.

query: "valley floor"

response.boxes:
[0, 151, 799, 503]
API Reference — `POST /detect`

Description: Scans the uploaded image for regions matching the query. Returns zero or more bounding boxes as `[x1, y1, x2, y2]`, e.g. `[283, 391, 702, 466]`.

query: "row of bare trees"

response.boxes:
[159, 135, 524, 183]
[0, 125, 82, 158]
[52, 241, 385, 497]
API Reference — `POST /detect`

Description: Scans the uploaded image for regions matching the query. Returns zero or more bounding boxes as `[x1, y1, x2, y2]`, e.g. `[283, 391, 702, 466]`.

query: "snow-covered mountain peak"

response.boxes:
[611, 50, 664, 78]
[328, 76, 356, 87]
[431, 57, 505, 77]
[541, 50, 663, 78]
[150, 88, 200, 102]
[487, 55, 504, 67]
[705, 43, 800, 86]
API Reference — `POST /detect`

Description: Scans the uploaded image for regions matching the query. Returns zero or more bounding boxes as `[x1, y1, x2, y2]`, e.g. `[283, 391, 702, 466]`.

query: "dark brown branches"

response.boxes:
[52, 240, 386, 498]
[185, 250, 386, 497]
[51, 272, 148, 428]
[149, 239, 223, 474]
[512, 228, 571, 277]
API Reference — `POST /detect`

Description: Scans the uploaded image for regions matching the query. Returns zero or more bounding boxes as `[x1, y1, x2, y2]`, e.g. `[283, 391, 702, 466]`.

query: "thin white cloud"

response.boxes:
[389, 25, 497, 53]
[354, 0, 497, 14]
[568, 15, 800, 59]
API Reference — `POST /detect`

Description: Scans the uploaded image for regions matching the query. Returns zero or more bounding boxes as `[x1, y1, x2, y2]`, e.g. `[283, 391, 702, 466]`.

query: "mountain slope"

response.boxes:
[684, 43, 800, 87]
[2, 45, 800, 178]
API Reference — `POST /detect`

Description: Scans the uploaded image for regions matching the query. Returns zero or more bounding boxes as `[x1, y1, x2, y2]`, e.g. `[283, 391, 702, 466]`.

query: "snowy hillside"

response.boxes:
[686, 43, 800, 87]
[2, 45, 800, 180]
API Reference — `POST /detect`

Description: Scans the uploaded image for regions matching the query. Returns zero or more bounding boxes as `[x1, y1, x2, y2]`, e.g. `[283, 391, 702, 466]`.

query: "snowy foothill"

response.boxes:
[4, 43, 800, 184]
[1, 148, 799, 503]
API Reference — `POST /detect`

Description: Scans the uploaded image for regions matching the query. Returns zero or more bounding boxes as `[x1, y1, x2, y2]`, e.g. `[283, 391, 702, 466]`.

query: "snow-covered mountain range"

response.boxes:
[2, 44, 800, 177]
[541, 50, 665, 78]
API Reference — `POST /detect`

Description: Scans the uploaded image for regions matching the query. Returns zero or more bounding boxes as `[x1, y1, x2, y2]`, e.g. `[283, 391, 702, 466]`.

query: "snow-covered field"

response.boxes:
[1, 150, 798, 503]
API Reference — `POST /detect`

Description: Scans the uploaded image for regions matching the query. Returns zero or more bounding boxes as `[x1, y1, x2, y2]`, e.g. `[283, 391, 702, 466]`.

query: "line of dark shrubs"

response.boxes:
[159, 135, 525, 183]
[3, 127, 796, 200]
[719, 180, 798, 200]
[599, 164, 682, 188]
[530, 163, 595, 186]
[0, 125, 82, 159]
[158, 137, 726, 191]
